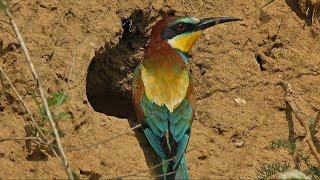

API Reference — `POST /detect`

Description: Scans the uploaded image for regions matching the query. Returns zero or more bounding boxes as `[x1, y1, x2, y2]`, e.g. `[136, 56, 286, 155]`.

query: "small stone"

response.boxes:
[198, 155, 207, 160]
[101, 160, 107, 167]
[233, 98, 247, 107]
[278, 169, 311, 180]
[235, 141, 245, 148]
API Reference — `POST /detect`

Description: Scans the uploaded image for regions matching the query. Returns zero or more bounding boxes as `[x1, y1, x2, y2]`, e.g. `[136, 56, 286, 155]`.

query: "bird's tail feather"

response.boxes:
[174, 155, 189, 180]
[162, 159, 169, 180]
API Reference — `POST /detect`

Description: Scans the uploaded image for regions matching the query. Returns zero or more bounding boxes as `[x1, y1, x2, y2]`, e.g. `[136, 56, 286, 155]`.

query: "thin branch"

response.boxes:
[1, 1, 73, 179]
[106, 147, 195, 179]
[131, 170, 177, 178]
[260, 0, 276, 10]
[0, 67, 64, 165]
[314, 111, 320, 129]
[66, 124, 142, 152]
[0, 135, 64, 165]
[281, 81, 320, 165]
[0, 136, 40, 143]
[67, 43, 79, 89]
[247, 0, 277, 17]
[286, 96, 320, 165]
[0, 67, 46, 139]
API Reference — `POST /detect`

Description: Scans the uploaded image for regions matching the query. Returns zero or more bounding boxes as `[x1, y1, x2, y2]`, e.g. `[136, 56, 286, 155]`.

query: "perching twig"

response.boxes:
[106, 147, 195, 179]
[314, 111, 320, 129]
[66, 124, 142, 152]
[131, 170, 178, 179]
[285, 96, 320, 165]
[260, 0, 276, 10]
[0, 1, 73, 179]
[248, 0, 277, 17]
[280, 81, 320, 165]
[67, 43, 79, 89]
[0, 67, 45, 139]
[0, 67, 64, 165]
[0, 136, 40, 143]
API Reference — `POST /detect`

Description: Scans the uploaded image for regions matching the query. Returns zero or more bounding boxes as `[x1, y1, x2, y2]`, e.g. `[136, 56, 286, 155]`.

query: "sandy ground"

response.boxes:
[0, 0, 320, 179]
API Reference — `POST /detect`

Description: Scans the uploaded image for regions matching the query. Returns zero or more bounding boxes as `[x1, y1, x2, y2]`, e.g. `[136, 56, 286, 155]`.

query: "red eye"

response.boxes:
[175, 23, 186, 32]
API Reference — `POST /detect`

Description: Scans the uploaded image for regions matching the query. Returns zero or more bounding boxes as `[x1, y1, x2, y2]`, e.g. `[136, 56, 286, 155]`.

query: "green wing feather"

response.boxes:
[140, 95, 192, 179]
[133, 66, 193, 179]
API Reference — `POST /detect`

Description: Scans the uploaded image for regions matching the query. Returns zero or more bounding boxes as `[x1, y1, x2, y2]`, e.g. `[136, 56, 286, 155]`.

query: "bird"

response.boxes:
[132, 15, 241, 179]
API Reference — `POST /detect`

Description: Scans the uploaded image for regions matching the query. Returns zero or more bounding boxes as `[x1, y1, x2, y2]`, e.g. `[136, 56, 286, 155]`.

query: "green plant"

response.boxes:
[32, 91, 72, 136]
[256, 162, 290, 180]
[72, 171, 80, 180]
[266, 138, 319, 179]
[269, 138, 296, 154]
[0, 1, 5, 10]
[308, 166, 320, 179]
[309, 117, 319, 136]
[301, 153, 320, 179]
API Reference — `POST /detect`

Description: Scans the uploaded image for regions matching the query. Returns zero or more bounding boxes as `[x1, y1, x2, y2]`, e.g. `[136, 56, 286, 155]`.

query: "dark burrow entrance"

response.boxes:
[86, 10, 150, 119]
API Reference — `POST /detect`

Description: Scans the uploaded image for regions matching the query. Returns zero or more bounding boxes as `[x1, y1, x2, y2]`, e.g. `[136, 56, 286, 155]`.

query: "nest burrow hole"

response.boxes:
[86, 10, 150, 119]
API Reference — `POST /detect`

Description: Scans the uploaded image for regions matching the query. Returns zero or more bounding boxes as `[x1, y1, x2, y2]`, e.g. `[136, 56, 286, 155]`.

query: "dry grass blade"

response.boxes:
[0, 1, 73, 179]
[248, 0, 277, 17]
[0, 136, 40, 142]
[0, 67, 46, 139]
[66, 124, 142, 152]
[314, 111, 320, 128]
[131, 170, 177, 178]
[286, 97, 320, 165]
[260, 0, 276, 9]
[106, 148, 195, 179]
[281, 81, 320, 165]
[67, 43, 79, 89]
[0, 66, 64, 165]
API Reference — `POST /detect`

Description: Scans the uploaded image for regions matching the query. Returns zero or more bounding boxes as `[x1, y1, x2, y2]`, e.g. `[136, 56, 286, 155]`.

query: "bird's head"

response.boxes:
[147, 16, 242, 62]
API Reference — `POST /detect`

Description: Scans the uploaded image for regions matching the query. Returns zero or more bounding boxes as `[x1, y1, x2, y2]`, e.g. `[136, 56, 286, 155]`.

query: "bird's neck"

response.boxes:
[143, 40, 187, 71]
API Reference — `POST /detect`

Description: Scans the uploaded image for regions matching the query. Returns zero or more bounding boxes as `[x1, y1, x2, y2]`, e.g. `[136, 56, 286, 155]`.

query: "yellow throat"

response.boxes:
[167, 31, 202, 53]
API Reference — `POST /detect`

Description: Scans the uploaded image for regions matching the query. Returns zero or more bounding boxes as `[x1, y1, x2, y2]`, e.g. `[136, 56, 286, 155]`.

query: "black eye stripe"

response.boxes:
[162, 22, 197, 40]
[172, 23, 194, 32]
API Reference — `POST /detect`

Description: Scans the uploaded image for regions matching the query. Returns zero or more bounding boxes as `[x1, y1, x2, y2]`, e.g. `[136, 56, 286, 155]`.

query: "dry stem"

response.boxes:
[1, 1, 73, 179]
[314, 111, 320, 129]
[0, 67, 45, 139]
[66, 124, 142, 152]
[0, 136, 40, 143]
[106, 147, 195, 179]
[260, 0, 276, 9]
[281, 81, 320, 165]
[0, 67, 64, 165]
[67, 43, 79, 89]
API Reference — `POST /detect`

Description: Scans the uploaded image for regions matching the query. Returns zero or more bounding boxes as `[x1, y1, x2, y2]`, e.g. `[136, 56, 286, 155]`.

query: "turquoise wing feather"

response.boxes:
[175, 155, 189, 179]
[140, 94, 192, 179]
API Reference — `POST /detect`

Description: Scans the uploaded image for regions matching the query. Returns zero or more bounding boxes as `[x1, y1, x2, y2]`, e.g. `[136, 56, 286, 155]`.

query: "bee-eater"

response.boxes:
[132, 15, 241, 179]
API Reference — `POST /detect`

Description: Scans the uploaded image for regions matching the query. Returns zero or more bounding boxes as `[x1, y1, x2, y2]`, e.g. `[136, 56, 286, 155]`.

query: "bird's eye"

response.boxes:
[175, 23, 186, 32]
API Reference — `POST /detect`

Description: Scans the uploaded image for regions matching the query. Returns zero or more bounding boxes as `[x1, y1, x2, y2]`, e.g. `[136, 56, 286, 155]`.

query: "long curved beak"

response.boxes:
[195, 17, 242, 31]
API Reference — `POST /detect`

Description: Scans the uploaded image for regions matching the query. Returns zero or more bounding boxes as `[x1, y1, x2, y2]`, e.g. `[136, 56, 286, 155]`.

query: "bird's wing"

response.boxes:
[169, 98, 193, 170]
[132, 66, 168, 159]
[169, 73, 195, 171]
